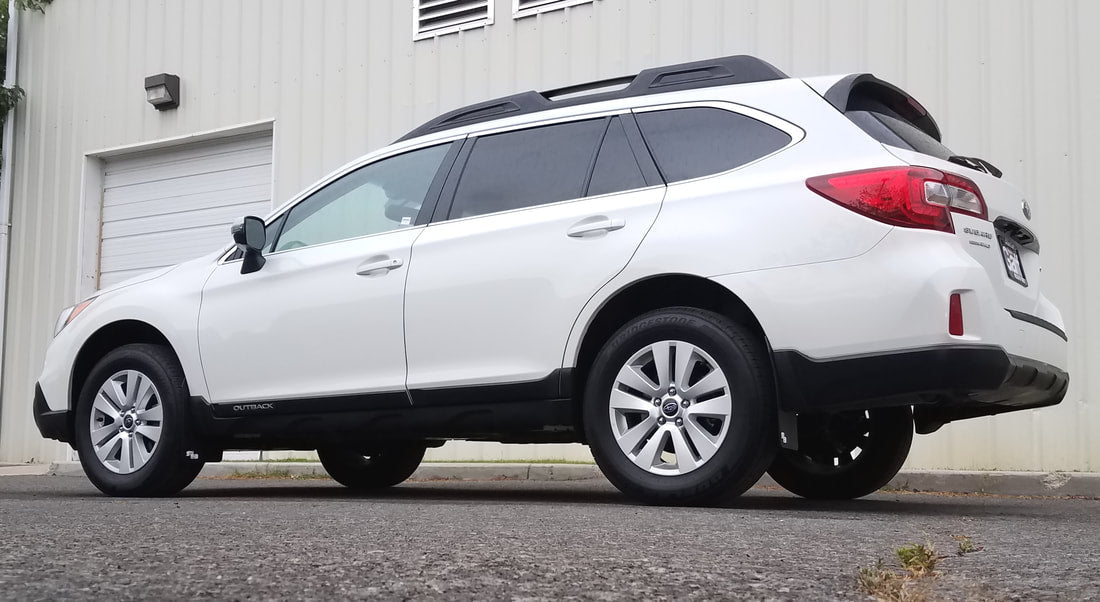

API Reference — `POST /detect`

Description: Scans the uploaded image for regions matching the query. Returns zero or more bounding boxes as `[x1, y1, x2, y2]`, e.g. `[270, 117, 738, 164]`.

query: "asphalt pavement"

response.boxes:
[1, 475, 1097, 600]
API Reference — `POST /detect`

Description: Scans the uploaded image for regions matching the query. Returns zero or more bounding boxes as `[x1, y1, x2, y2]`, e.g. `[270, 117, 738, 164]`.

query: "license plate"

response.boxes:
[1000, 237, 1028, 287]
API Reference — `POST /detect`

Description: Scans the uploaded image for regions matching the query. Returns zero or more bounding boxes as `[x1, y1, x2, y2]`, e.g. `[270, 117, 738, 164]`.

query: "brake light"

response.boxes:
[806, 167, 987, 233]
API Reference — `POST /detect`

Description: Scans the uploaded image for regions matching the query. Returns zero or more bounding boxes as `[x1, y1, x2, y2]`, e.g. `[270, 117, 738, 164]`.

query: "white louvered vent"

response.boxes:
[415, 0, 494, 39]
[513, 0, 594, 19]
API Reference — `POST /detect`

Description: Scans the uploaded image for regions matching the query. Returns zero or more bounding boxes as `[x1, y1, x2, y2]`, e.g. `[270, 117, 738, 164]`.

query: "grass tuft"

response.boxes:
[952, 534, 981, 556]
[896, 542, 939, 577]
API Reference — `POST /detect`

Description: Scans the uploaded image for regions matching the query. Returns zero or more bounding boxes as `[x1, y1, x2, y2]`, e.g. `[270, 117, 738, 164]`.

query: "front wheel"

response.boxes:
[74, 344, 204, 496]
[583, 307, 777, 506]
[767, 406, 913, 499]
[317, 445, 426, 490]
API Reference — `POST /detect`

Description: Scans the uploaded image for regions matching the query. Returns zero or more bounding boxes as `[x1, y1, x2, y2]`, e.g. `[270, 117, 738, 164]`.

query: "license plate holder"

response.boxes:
[999, 236, 1028, 287]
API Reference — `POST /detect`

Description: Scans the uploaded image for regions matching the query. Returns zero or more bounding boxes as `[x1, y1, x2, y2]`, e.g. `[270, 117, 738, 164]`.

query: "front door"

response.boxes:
[197, 141, 457, 406]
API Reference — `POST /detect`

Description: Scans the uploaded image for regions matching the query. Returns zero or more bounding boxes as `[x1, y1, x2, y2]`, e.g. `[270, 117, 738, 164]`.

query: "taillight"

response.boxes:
[806, 167, 987, 233]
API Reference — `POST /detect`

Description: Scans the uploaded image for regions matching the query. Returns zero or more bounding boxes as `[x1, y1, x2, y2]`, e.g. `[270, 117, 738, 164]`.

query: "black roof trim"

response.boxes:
[397, 55, 788, 142]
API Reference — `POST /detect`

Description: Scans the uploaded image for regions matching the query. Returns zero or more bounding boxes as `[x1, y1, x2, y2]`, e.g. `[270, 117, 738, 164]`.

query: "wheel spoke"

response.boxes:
[615, 415, 658, 455]
[673, 343, 698, 389]
[89, 422, 118, 447]
[682, 369, 726, 399]
[135, 424, 161, 444]
[134, 375, 156, 412]
[137, 404, 162, 423]
[609, 389, 655, 414]
[93, 394, 122, 422]
[615, 364, 659, 396]
[670, 427, 700, 472]
[101, 380, 127, 412]
[685, 394, 732, 419]
[125, 371, 140, 409]
[684, 417, 721, 460]
[650, 341, 671, 390]
[133, 434, 154, 468]
[95, 433, 122, 463]
[119, 434, 134, 472]
[633, 427, 668, 470]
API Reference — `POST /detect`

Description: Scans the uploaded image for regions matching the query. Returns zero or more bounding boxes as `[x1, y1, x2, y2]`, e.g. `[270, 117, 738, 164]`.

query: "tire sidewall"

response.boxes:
[74, 345, 197, 496]
[584, 310, 775, 501]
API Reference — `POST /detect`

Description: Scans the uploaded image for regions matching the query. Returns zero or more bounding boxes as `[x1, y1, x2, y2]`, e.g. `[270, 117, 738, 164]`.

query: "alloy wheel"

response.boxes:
[608, 340, 733, 476]
[88, 369, 164, 474]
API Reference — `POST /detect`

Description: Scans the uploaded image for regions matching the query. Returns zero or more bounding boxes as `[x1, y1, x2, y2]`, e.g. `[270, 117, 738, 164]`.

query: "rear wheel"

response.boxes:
[583, 307, 777, 505]
[74, 344, 204, 496]
[767, 406, 913, 499]
[317, 445, 426, 490]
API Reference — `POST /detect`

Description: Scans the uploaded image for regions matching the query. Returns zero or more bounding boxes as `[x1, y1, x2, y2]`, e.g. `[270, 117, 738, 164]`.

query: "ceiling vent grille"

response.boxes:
[513, 0, 594, 19]
[415, 0, 494, 39]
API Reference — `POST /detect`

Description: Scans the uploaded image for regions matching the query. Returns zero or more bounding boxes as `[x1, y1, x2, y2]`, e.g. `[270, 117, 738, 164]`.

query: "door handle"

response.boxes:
[356, 256, 403, 276]
[566, 216, 626, 238]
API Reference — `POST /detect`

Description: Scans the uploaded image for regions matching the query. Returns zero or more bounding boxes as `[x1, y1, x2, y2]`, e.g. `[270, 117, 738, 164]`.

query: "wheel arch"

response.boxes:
[68, 320, 181, 411]
[569, 274, 770, 418]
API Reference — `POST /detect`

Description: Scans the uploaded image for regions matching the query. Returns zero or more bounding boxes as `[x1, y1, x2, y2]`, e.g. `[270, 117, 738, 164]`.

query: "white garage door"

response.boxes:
[98, 132, 273, 289]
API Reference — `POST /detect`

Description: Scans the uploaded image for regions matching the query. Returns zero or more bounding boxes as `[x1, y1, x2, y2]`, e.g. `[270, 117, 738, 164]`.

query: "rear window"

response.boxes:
[635, 108, 792, 183]
[844, 88, 955, 161]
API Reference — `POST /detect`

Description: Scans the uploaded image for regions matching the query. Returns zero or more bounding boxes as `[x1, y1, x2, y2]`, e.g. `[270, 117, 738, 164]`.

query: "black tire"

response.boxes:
[317, 445, 426, 490]
[74, 344, 204, 497]
[583, 307, 777, 506]
[767, 406, 913, 499]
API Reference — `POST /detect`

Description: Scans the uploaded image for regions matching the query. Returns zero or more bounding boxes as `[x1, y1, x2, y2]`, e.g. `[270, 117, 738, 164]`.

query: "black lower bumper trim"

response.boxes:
[33, 383, 74, 444]
[773, 345, 1068, 426]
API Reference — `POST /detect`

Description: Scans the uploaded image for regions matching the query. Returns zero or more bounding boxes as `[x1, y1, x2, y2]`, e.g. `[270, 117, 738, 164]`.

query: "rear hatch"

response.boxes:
[810, 74, 1045, 318]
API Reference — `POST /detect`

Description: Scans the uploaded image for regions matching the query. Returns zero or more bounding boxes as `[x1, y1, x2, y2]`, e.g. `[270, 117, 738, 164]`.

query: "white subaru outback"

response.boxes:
[34, 56, 1068, 505]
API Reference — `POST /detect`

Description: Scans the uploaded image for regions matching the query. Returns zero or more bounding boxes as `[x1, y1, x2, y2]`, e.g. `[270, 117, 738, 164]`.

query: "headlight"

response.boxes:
[54, 297, 96, 337]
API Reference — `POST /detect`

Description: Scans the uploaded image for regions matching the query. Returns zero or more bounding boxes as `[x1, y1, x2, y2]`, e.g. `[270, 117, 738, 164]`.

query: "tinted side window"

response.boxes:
[450, 119, 605, 219]
[586, 117, 647, 197]
[273, 143, 452, 251]
[636, 108, 792, 183]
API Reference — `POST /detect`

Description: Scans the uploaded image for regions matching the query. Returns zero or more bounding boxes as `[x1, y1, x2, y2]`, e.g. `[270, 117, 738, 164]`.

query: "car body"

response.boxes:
[34, 56, 1068, 503]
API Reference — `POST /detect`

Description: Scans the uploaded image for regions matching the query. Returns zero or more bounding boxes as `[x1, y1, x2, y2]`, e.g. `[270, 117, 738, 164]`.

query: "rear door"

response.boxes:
[403, 115, 665, 396]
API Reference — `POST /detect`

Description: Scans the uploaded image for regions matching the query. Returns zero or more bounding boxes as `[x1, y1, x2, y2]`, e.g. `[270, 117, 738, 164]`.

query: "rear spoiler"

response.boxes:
[821, 74, 942, 143]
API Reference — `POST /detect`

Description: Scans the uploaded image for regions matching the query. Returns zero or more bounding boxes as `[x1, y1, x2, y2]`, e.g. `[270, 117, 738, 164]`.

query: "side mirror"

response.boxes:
[231, 216, 266, 275]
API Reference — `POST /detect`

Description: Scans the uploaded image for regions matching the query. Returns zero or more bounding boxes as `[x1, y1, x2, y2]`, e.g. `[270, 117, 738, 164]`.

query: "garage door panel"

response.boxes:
[101, 227, 233, 273]
[102, 200, 272, 239]
[104, 146, 272, 190]
[102, 183, 270, 222]
[103, 135, 271, 181]
[97, 132, 273, 290]
[104, 164, 271, 207]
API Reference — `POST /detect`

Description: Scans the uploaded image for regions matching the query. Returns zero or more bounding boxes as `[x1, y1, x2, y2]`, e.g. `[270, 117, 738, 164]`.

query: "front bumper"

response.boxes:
[33, 383, 74, 444]
[773, 344, 1069, 433]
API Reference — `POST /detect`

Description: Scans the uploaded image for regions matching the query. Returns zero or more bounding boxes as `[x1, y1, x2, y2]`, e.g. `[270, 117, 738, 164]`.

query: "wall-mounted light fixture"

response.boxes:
[144, 73, 180, 110]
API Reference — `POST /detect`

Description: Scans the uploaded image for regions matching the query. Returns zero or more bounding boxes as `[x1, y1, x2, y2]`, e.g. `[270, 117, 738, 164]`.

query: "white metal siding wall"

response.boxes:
[2, 0, 1096, 470]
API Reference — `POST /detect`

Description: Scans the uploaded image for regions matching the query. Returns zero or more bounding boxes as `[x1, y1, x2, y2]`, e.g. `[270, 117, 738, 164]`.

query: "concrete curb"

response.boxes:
[35, 461, 1100, 497]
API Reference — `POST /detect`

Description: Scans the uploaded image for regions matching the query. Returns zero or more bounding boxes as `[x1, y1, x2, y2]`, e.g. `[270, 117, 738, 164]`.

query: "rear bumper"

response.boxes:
[773, 345, 1069, 432]
[33, 383, 74, 444]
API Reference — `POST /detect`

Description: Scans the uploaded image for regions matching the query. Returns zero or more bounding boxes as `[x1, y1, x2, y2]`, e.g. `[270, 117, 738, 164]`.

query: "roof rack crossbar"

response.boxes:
[397, 55, 787, 142]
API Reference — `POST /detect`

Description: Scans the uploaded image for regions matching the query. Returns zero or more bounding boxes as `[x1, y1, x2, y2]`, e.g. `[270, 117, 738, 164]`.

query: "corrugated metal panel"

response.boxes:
[1, 0, 1096, 470]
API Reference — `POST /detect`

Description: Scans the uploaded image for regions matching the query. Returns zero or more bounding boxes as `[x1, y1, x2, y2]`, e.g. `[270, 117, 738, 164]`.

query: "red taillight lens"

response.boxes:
[948, 292, 964, 336]
[806, 167, 987, 233]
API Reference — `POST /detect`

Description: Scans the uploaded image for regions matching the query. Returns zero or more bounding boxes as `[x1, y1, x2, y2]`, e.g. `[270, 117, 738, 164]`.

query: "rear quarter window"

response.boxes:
[635, 107, 792, 183]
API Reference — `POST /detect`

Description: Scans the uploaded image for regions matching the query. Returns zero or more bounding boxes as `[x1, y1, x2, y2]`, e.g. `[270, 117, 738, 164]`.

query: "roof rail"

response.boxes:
[397, 55, 787, 142]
